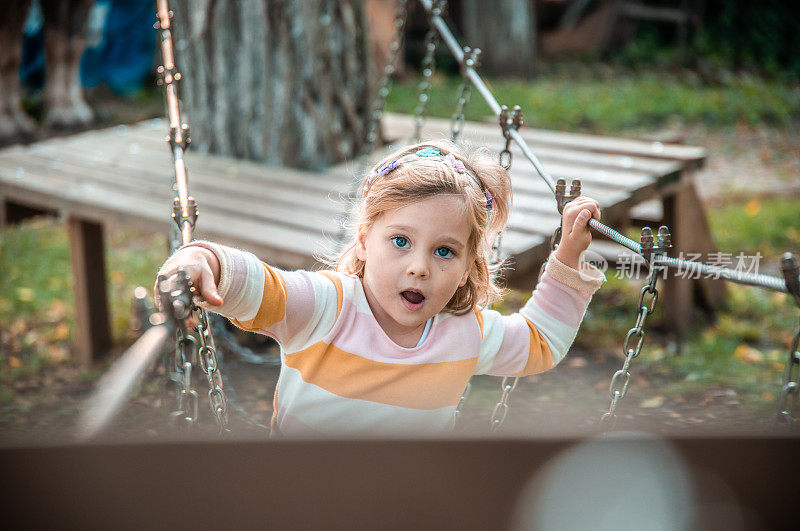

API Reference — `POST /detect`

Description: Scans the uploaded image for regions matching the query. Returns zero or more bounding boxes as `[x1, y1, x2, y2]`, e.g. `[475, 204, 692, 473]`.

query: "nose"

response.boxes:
[406, 250, 430, 279]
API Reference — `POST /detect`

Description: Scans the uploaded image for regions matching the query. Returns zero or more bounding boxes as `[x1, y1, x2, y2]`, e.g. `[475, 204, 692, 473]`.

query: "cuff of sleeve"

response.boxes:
[544, 251, 606, 295]
[178, 240, 233, 301]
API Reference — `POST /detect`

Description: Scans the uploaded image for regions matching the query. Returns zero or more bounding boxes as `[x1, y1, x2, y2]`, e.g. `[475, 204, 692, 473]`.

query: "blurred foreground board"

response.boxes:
[1, 436, 797, 530]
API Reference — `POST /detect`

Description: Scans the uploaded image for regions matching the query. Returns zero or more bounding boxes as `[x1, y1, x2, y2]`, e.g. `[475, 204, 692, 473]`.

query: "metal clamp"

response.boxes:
[172, 197, 198, 232]
[156, 65, 181, 86]
[640, 225, 672, 264]
[498, 105, 523, 169]
[167, 124, 191, 151]
[555, 178, 582, 214]
[781, 253, 800, 308]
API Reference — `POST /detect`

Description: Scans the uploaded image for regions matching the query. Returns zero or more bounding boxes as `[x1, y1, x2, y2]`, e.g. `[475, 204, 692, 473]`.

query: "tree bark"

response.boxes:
[171, 0, 373, 171]
[459, 0, 537, 76]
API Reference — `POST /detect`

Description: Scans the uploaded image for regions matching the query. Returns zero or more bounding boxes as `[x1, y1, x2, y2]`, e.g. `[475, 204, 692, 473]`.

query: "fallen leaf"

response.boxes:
[9, 356, 23, 368]
[734, 344, 763, 364]
[47, 345, 69, 362]
[640, 396, 665, 408]
[10, 319, 27, 336]
[47, 299, 67, 322]
[745, 199, 761, 217]
[53, 323, 70, 340]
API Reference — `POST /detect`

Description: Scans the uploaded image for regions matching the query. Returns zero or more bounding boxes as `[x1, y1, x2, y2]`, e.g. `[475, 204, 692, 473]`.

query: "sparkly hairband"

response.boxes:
[363, 147, 494, 219]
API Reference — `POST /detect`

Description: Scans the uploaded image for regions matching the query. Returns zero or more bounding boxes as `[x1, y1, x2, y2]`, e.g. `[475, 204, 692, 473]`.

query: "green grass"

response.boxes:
[386, 72, 800, 133]
[0, 219, 165, 376]
[708, 196, 800, 257]
[572, 194, 800, 410]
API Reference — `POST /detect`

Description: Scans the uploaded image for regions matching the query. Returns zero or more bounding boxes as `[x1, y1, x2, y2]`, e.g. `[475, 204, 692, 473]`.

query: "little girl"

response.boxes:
[156, 140, 605, 436]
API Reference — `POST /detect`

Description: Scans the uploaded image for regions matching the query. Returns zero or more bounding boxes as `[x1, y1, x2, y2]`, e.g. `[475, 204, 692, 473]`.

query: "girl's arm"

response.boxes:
[475, 252, 604, 376]
[474, 193, 604, 377]
[156, 241, 338, 349]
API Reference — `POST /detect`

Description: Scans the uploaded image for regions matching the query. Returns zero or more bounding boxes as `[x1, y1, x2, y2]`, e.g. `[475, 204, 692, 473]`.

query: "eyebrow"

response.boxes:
[385, 225, 467, 250]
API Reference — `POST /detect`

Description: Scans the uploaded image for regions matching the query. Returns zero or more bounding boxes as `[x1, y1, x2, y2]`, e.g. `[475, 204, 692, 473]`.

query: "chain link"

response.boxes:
[450, 47, 478, 142]
[452, 380, 471, 425]
[489, 377, 519, 432]
[774, 322, 800, 428]
[195, 306, 230, 434]
[413, 27, 439, 142]
[600, 259, 663, 430]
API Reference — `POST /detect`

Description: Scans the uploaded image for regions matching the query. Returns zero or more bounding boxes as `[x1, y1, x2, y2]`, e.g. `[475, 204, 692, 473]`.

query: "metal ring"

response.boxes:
[622, 328, 645, 358]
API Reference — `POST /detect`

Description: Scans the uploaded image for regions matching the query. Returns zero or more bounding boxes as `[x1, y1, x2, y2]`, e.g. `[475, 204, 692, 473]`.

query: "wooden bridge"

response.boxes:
[0, 113, 719, 363]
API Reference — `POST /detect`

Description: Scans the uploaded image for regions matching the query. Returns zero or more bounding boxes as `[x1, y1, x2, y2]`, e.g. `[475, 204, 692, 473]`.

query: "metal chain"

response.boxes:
[489, 377, 519, 432]
[413, 25, 440, 142]
[364, 0, 407, 153]
[450, 46, 479, 142]
[774, 318, 800, 428]
[452, 380, 471, 425]
[600, 228, 669, 430]
[195, 307, 230, 434]
[169, 330, 199, 426]
[156, 1, 232, 434]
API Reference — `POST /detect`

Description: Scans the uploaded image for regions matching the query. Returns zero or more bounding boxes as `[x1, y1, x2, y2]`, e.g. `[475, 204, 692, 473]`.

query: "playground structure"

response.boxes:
[2, 1, 799, 527]
[140, 0, 798, 437]
[0, 0, 794, 438]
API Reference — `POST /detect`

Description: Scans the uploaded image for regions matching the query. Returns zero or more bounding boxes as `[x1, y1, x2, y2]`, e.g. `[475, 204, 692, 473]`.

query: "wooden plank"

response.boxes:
[68, 217, 112, 365]
[383, 113, 707, 168]
[0, 153, 341, 237]
[0, 164, 330, 270]
[381, 115, 684, 177]
[27, 133, 352, 196]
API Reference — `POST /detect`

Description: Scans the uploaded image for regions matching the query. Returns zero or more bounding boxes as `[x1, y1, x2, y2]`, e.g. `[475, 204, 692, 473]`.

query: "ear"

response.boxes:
[355, 226, 368, 262]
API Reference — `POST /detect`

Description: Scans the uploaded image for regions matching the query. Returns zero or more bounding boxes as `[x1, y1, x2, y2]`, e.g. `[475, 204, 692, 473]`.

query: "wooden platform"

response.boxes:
[0, 114, 718, 362]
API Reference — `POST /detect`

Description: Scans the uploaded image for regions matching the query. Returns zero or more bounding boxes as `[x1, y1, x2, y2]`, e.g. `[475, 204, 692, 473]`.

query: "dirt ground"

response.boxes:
[0, 326, 783, 447]
[1, 120, 798, 447]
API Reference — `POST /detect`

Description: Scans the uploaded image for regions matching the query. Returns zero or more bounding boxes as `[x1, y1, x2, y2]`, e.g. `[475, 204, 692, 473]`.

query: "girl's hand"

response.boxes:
[553, 196, 601, 270]
[154, 246, 223, 323]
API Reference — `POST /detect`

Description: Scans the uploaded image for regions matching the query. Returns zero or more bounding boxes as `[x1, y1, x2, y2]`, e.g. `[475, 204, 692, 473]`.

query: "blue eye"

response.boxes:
[435, 247, 454, 258]
[392, 236, 409, 248]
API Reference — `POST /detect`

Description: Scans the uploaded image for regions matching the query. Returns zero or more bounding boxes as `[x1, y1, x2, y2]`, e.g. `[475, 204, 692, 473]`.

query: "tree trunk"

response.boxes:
[459, 0, 537, 76]
[171, 0, 373, 171]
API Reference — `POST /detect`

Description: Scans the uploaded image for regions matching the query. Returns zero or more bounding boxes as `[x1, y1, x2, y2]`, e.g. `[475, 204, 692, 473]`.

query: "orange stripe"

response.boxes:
[232, 263, 286, 332]
[285, 342, 477, 410]
[318, 271, 343, 318]
[473, 307, 484, 338]
[514, 320, 555, 376]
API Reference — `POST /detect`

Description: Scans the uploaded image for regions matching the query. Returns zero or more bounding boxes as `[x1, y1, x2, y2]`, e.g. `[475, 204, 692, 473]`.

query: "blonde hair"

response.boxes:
[335, 139, 512, 314]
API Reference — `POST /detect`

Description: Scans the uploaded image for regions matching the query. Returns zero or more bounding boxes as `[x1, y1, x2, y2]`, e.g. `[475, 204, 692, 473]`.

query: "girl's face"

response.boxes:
[356, 195, 473, 348]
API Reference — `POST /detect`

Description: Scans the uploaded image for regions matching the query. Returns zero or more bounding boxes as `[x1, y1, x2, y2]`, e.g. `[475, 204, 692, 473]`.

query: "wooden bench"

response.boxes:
[0, 115, 718, 363]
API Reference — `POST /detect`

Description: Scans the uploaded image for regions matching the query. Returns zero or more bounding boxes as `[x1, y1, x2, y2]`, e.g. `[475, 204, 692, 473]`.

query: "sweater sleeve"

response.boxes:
[185, 241, 339, 351]
[474, 252, 605, 377]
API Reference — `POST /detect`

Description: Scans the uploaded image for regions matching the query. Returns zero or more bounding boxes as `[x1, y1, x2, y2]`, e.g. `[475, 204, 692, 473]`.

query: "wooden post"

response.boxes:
[659, 175, 727, 336]
[68, 217, 112, 364]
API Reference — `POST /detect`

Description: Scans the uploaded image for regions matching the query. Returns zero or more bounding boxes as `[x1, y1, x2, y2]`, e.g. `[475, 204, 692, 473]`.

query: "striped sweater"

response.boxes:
[194, 242, 605, 436]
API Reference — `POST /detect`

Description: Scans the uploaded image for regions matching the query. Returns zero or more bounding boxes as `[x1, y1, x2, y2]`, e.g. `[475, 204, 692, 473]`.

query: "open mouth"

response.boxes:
[401, 290, 425, 306]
